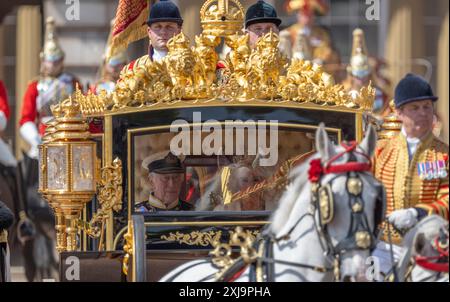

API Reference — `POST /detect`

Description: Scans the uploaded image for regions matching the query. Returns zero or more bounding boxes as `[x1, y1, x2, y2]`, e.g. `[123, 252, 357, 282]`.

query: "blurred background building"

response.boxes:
[0, 0, 448, 157]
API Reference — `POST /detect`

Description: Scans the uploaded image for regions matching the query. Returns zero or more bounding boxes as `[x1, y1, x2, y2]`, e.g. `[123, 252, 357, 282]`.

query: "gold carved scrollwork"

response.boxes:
[122, 221, 133, 276]
[161, 230, 223, 247]
[73, 0, 375, 117]
[79, 158, 123, 241]
[209, 227, 261, 280]
[159, 229, 260, 247]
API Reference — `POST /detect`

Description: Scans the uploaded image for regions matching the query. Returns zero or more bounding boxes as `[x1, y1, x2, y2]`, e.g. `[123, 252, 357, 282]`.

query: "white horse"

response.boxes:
[395, 215, 449, 282]
[161, 124, 386, 282]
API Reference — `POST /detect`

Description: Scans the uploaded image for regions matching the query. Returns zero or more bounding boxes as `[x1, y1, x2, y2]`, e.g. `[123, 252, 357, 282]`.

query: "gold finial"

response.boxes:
[377, 100, 402, 140]
[200, 0, 245, 37]
[60, 96, 81, 118]
[40, 16, 65, 62]
[51, 97, 90, 141]
[50, 102, 63, 119]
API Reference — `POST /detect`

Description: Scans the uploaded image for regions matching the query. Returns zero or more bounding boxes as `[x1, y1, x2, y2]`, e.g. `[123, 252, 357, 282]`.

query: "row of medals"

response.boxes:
[417, 160, 448, 181]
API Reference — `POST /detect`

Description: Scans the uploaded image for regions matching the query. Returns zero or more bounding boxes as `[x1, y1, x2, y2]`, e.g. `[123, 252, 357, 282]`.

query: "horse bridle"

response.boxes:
[312, 142, 381, 256]
[414, 228, 449, 274]
[223, 141, 384, 282]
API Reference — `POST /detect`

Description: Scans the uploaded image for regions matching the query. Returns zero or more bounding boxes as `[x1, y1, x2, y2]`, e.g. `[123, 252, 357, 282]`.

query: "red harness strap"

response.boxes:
[414, 237, 449, 273]
[324, 141, 372, 174]
[415, 256, 449, 273]
[309, 141, 372, 182]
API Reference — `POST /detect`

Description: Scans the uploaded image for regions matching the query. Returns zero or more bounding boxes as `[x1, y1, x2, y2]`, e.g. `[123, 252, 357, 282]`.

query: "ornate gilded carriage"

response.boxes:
[38, 0, 376, 282]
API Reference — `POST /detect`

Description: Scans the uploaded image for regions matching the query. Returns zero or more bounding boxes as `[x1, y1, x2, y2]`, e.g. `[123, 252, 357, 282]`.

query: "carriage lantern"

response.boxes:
[38, 97, 97, 252]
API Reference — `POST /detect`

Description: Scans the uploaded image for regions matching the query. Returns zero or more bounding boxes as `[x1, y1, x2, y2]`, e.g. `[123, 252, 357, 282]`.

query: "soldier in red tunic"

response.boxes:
[19, 17, 81, 158]
[0, 80, 9, 133]
[0, 80, 17, 168]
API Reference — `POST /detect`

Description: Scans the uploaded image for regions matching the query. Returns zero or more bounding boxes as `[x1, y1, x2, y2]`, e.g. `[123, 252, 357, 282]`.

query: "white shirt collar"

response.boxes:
[401, 127, 421, 144]
[152, 49, 168, 62]
[148, 193, 178, 210]
[401, 127, 421, 158]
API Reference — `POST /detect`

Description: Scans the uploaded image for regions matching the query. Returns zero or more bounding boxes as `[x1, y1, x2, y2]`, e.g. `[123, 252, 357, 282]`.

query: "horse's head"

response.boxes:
[314, 123, 385, 281]
[398, 215, 449, 281]
[268, 123, 385, 281]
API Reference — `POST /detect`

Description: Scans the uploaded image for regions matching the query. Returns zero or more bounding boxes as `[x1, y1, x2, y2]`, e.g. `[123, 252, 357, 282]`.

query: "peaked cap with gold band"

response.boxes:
[142, 151, 184, 174]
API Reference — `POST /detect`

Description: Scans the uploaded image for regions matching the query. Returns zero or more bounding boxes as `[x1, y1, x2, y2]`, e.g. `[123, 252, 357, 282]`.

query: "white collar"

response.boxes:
[401, 127, 421, 144]
[147, 193, 178, 210]
[152, 48, 168, 62]
[401, 127, 422, 159]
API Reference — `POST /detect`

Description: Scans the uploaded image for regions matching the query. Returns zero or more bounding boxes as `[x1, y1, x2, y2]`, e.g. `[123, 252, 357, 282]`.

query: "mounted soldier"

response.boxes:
[0, 200, 14, 282]
[0, 80, 17, 169]
[342, 28, 390, 116]
[19, 17, 81, 159]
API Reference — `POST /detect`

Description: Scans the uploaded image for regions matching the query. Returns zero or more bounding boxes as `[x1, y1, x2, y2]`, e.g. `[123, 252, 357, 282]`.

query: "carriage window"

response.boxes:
[131, 126, 339, 212]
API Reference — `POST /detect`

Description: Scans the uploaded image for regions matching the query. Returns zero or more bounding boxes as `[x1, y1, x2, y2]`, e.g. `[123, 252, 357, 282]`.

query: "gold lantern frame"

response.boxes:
[39, 97, 102, 251]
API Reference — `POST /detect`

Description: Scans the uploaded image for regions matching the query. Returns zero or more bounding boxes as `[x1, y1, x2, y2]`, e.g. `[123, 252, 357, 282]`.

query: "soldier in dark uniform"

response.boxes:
[0, 200, 13, 282]
[245, 0, 282, 49]
[135, 152, 193, 212]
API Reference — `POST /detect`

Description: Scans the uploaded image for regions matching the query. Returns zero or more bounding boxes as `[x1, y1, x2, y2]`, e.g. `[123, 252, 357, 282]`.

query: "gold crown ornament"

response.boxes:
[201, 0, 245, 37]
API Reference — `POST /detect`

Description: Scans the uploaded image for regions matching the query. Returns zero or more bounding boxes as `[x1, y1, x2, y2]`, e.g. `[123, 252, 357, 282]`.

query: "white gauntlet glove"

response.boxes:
[0, 111, 6, 131]
[388, 208, 419, 231]
[19, 121, 41, 159]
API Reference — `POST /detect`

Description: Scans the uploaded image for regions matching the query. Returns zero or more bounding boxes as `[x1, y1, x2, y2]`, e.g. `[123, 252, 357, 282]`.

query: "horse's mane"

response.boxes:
[397, 215, 448, 281]
[267, 152, 319, 236]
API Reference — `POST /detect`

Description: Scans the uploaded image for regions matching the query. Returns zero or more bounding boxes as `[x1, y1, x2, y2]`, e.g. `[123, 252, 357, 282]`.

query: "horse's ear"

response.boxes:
[359, 124, 377, 157]
[315, 123, 335, 161]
